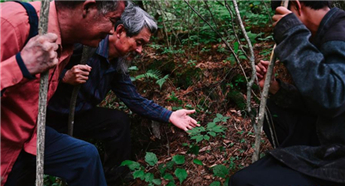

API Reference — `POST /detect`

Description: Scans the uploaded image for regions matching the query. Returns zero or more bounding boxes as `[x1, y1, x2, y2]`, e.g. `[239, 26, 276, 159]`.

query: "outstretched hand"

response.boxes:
[169, 109, 200, 132]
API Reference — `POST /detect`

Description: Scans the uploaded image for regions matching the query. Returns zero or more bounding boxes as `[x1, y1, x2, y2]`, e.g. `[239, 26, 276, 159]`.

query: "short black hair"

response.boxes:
[271, 1, 332, 11]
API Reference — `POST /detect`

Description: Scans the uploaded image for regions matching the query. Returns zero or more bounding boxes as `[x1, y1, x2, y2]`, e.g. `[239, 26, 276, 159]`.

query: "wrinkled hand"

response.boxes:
[169, 109, 200, 131]
[256, 60, 280, 94]
[272, 6, 292, 27]
[20, 33, 59, 75]
[62, 64, 92, 85]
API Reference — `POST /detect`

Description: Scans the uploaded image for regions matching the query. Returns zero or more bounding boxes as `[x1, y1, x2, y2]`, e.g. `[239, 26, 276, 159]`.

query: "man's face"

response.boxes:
[109, 25, 152, 58]
[80, 1, 126, 47]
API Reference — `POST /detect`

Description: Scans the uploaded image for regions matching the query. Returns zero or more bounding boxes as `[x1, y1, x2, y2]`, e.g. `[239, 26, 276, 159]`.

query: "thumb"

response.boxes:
[183, 109, 195, 115]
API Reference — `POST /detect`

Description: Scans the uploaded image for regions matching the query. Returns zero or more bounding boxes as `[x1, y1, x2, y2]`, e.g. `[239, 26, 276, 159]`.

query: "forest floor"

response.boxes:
[99, 35, 285, 185]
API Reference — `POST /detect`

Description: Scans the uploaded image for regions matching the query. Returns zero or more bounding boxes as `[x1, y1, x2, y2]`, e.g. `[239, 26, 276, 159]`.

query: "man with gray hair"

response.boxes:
[46, 3, 199, 185]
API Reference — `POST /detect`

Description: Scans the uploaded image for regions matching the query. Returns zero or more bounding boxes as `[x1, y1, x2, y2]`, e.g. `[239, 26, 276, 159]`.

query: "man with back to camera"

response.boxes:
[46, 3, 199, 185]
[229, 1, 345, 185]
[1, 1, 126, 185]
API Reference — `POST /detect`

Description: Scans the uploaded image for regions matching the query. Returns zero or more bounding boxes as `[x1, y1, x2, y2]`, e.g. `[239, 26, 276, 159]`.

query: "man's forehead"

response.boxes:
[109, 1, 125, 17]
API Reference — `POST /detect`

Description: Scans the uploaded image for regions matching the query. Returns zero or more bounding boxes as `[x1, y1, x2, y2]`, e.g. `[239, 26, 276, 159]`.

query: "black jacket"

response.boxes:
[269, 8, 345, 183]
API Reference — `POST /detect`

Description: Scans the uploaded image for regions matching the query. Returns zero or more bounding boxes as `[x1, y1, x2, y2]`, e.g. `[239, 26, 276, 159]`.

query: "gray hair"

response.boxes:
[121, 3, 157, 37]
[55, 1, 122, 15]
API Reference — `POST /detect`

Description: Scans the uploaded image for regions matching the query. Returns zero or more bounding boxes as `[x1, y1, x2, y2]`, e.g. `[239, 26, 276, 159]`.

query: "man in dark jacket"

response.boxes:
[230, 1, 345, 185]
[47, 4, 199, 185]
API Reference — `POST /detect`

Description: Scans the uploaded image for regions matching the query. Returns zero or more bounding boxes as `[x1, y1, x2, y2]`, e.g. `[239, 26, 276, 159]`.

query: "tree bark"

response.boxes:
[36, 1, 50, 185]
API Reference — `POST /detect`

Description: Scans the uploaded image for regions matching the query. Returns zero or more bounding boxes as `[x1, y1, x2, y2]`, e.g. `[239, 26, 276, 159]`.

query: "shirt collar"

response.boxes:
[96, 35, 109, 61]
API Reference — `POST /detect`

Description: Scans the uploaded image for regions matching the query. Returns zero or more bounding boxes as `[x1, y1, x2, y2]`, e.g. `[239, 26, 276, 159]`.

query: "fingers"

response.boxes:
[272, 7, 292, 27]
[71, 65, 92, 75]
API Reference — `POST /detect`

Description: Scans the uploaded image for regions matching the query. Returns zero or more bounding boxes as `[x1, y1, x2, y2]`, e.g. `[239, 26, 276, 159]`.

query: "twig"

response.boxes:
[36, 1, 50, 185]
[231, 0, 256, 116]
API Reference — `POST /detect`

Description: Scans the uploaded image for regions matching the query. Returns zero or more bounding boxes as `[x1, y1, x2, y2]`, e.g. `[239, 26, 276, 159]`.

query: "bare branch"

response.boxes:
[36, 0, 50, 185]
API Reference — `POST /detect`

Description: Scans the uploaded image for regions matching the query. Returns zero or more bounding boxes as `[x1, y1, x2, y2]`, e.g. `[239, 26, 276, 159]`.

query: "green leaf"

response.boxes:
[193, 159, 203, 165]
[187, 144, 199, 155]
[163, 173, 174, 181]
[174, 168, 188, 184]
[213, 164, 229, 178]
[128, 66, 138, 71]
[166, 181, 176, 186]
[191, 135, 204, 143]
[213, 118, 221, 123]
[213, 126, 225, 133]
[210, 181, 221, 186]
[156, 74, 169, 89]
[207, 122, 216, 128]
[208, 131, 216, 137]
[145, 152, 158, 166]
[158, 164, 166, 175]
[204, 135, 210, 141]
[172, 155, 185, 165]
[152, 179, 162, 185]
[133, 170, 145, 180]
[144, 172, 154, 182]
[120, 160, 141, 170]
[234, 42, 239, 54]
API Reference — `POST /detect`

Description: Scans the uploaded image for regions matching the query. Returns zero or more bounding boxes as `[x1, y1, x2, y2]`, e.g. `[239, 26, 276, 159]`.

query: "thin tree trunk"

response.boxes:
[252, 0, 289, 162]
[231, 0, 255, 118]
[36, 0, 50, 185]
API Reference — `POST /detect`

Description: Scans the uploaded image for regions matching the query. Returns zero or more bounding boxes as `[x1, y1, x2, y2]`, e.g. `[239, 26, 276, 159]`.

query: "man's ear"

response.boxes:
[82, 0, 97, 18]
[294, 0, 302, 16]
[115, 24, 126, 38]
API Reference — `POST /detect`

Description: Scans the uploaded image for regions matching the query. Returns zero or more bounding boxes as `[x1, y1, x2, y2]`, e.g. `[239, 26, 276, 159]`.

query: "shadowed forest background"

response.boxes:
[2, 0, 344, 186]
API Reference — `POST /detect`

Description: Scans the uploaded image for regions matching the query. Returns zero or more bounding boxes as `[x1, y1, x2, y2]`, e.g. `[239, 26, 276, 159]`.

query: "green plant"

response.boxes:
[121, 152, 161, 186]
[188, 114, 229, 143]
[121, 152, 189, 185]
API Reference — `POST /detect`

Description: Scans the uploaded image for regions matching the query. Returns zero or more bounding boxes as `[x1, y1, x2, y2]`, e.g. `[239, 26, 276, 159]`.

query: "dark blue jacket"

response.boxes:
[48, 36, 172, 123]
[269, 8, 345, 183]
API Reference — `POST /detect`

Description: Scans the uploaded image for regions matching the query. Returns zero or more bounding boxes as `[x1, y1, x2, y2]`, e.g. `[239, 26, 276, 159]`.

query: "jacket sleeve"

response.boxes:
[111, 72, 172, 123]
[0, 17, 29, 91]
[273, 13, 345, 118]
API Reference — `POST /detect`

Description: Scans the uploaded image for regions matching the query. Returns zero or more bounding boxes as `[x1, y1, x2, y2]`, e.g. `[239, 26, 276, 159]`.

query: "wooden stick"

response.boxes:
[36, 0, 50, 185]
[68, 46, 93, 136]
[252, 0, 289, 163]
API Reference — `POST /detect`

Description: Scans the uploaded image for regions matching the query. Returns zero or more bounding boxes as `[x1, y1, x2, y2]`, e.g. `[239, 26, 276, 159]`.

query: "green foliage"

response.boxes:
[44, 175, 63, 186]
[146, 152, 159, 166]
[193, 159, 203, 165]
[213, 164, 229, 178]
[172, 155, 185, 165]
[210, 181, 221, 186]
[189, 113, 229, 143]
[174, 168, 188, 184]
[121, 152, 190, 185]
[156, 75, 169, 89]
[134, 69, 161, 81]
